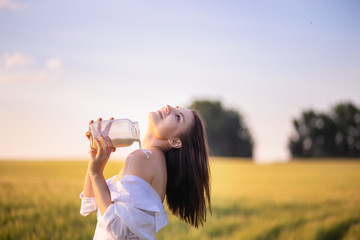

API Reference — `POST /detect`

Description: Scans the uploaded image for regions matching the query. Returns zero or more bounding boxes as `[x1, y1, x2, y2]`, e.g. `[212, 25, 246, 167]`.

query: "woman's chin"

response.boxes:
[149, 111, 156, 119]
[148, 112, 158, 126]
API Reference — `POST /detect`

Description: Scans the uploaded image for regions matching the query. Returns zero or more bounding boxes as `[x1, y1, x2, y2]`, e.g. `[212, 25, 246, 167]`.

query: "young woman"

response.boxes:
[80, 105, 211, 239]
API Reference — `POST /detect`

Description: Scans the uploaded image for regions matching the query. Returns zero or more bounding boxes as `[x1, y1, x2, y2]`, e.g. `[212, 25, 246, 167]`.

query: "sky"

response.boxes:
[0, 0, 359, 163]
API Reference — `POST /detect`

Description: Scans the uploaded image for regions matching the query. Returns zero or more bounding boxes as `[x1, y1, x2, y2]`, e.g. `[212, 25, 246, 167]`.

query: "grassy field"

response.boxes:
[1, 158, 360, 240]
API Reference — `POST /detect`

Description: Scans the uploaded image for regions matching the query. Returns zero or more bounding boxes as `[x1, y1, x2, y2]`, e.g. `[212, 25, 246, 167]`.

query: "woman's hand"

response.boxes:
[86, 118, 116, 175]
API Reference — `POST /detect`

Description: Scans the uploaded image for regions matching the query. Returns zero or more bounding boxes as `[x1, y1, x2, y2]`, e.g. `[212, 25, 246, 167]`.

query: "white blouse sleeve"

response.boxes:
[79, 192, 98, 216]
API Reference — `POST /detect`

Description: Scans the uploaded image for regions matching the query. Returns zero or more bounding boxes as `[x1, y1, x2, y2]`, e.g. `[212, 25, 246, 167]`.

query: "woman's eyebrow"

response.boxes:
[180, 111, 185, 122]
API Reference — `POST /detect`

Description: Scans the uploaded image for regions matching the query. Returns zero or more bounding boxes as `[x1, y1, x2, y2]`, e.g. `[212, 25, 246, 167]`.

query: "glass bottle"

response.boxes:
[88, 118, 140, 149]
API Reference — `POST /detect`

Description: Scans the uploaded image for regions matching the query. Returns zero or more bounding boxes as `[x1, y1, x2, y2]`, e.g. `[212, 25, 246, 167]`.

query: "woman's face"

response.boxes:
[149, 105, 194, 141]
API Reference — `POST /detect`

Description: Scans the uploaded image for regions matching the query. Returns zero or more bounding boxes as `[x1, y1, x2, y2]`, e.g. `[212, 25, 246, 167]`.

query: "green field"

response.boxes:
[1, 158, 360, 240]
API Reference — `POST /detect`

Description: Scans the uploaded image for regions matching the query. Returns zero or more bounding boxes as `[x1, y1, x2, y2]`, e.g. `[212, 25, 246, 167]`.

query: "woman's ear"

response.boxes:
[168, 138, 182, 149]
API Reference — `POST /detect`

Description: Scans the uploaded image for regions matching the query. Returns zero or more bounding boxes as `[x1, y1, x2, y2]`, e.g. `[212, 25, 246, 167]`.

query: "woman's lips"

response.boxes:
[158, 110, 163, 119]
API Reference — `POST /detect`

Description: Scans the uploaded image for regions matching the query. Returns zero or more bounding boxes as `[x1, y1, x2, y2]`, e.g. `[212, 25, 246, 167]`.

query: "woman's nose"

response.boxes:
[165, 105, 171, 114]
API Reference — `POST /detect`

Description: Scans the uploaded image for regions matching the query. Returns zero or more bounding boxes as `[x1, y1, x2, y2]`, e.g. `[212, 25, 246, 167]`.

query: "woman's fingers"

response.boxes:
[88, 118, 115, 152]
[105, 136, 116, 153]
[96, 118, 102, 133]
[88, 148, 97, 157]
[87, 120, 94, 141]
[94, 138, 103, 158]
[99, 135, 114, 157]
[86, 131, 91, 139]
[99, 135, 109, 154]
[103, 119, 113, 135]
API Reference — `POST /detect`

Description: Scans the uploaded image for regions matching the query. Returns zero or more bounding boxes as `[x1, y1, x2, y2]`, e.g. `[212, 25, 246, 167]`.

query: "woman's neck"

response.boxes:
[141, 129, 168, 151]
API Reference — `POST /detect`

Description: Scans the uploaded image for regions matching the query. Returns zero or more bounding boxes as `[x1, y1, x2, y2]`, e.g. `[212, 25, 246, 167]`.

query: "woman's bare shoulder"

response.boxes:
[127, 149, 164, 162]
[124, 149, 162, 184]
[127, 149, 150, 160]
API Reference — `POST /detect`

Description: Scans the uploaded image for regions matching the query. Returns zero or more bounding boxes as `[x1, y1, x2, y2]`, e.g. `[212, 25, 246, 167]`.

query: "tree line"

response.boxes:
[289, 102, 360, 158]
[190, 100, 360, 159]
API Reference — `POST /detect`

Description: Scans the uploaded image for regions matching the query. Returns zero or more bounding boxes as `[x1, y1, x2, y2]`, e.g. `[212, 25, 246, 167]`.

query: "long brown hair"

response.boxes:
[164, 109, 211, 228]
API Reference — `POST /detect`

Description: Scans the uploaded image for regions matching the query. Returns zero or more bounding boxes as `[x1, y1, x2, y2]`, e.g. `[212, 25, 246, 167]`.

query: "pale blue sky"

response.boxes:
[1, 0, 359, 162]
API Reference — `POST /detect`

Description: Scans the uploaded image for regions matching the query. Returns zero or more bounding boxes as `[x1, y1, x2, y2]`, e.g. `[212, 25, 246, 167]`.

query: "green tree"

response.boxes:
[189, 100, 253, 158]
[289, 111, 337, 157]
[289, 102, 360, 158]
[331, 102, 360, 157]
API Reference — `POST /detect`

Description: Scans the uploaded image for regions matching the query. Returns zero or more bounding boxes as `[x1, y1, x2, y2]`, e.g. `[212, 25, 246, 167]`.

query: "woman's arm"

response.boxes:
[83, 124, 96, 197]
[90, 171, 113, 215]
[89, 135, 115, 215]
[83, 162, 95, 197]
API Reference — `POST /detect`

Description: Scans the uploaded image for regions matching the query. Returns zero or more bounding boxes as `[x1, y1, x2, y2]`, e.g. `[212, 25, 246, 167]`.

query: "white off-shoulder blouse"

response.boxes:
[80, 174, 168, 240]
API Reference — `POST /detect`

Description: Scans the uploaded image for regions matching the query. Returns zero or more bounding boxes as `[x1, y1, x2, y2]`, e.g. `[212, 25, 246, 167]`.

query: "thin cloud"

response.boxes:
[0, 52, 34, 69]
[0, 52, 63, 84]
[0, 0, 25, 10]
[45, 58, 63, 70]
